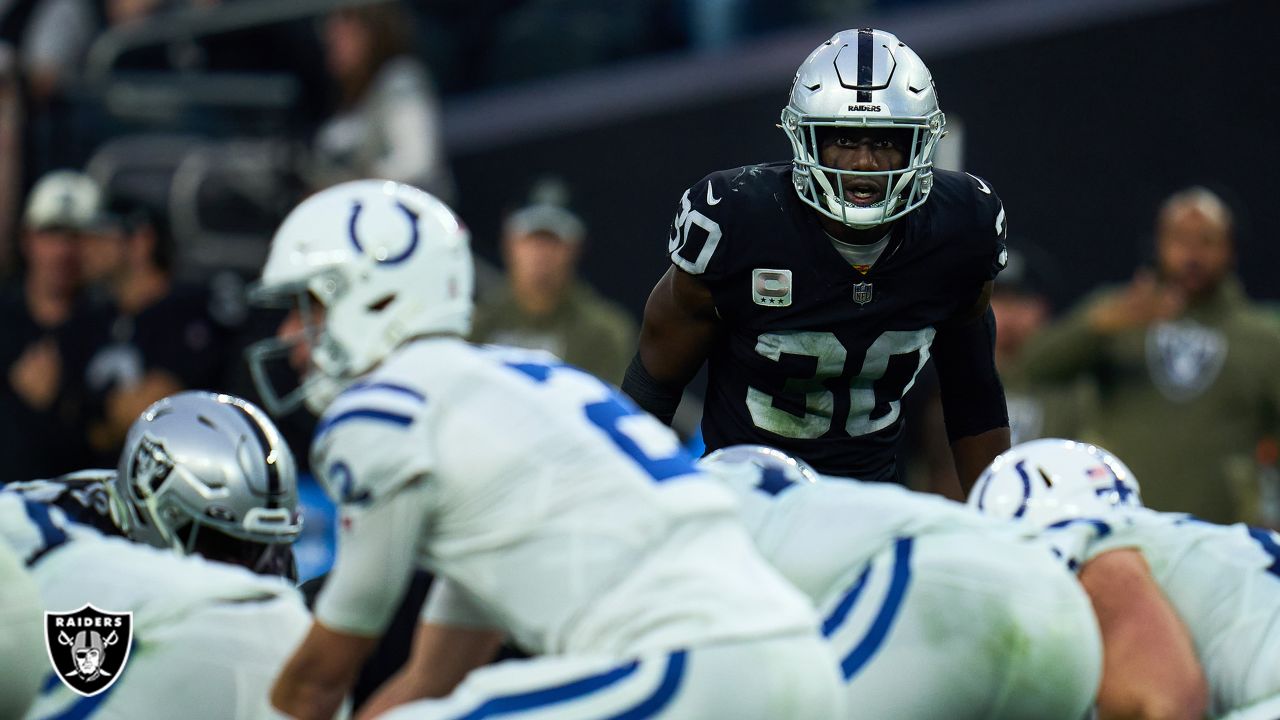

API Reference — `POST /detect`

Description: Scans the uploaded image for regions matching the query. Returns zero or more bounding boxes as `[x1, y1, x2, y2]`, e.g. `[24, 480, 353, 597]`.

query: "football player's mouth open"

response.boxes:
[843, 178, 884, 206]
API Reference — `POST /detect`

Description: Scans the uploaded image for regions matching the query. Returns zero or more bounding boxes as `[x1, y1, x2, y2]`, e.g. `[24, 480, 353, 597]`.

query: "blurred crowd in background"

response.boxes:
[0, 0, 1276, 577]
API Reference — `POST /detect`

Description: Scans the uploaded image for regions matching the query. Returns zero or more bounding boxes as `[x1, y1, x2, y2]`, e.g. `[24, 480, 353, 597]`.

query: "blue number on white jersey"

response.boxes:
[502, 360, 698, 483]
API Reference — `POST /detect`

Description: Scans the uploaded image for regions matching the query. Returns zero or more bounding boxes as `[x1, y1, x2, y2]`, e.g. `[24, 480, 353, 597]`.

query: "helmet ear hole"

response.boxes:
[367, 294, 395, 312]
[1037, 466, 1054, 486]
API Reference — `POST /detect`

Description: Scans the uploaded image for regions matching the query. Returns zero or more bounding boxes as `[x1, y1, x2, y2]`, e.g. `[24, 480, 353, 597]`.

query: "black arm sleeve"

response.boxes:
[932, 306, 1009, 442]
[621, 353, 684, 426]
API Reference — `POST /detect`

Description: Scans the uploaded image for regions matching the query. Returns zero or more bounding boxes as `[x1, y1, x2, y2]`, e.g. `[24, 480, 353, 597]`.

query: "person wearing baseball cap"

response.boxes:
[469, 201, 637, 385]
[0, 170, 104, 481]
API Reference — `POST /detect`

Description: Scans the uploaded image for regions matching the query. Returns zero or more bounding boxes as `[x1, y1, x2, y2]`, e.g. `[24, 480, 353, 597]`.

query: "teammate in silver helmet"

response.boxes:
[5, 390, 303, 579]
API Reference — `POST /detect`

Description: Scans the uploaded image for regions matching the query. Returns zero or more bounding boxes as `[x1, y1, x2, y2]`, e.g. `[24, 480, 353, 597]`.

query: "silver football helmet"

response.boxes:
[968, 438, 1143, 527]
[112, 391, 303, 578]
[782, 28, 946, 229]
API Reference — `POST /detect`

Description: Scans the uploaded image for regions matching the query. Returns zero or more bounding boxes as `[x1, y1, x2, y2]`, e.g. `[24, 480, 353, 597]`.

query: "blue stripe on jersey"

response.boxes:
[451, 652, 687, 720]
[341, 381, 427, 403]
[313, 408, 415, 442]
[821, 565, 872, 638]
[45, 690, 113, 720]
[44, 650, 132, 720]
[607, 651, 688, 720]
[503, 361, 564, 384]
[22, 499, 68, 565]
[1247, 527, 1280, 579]
[825, 537, 914, 681]
[41, 671, 60, 693]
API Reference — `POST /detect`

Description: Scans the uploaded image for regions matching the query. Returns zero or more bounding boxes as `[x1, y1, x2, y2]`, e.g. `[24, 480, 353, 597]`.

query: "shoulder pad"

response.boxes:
[311, 379, 434, 507]
[961, 172, 1007, 237]
[668, 172, 731, 277]
[956, 172, 1008, 279]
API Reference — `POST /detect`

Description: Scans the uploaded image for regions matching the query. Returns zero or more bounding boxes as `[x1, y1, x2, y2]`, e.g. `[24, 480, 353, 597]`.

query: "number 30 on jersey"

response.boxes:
[746, 329, 935, 439]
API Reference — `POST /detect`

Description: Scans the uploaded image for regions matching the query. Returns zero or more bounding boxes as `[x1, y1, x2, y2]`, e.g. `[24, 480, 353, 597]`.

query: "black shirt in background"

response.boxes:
[0, 284, 96, 482]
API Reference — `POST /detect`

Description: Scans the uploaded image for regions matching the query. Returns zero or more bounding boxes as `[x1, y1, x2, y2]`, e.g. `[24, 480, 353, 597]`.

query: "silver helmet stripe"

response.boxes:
[224, 402, 281, 511]
[782, 29, 945, 230]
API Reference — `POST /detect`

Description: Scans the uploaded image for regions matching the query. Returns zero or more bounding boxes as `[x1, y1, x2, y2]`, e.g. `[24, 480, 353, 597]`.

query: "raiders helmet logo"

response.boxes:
[1146, 320, 1227, 402]
[45, 605, 133, 697]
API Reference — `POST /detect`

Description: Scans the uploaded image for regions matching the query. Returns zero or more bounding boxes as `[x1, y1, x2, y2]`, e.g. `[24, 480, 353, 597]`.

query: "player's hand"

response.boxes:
[9, 337, 61, 411]
[1086, 269, 1184, 334]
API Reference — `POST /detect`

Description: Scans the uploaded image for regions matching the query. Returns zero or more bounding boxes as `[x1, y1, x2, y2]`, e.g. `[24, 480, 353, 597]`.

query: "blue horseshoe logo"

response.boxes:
[348, 201, 420, 265]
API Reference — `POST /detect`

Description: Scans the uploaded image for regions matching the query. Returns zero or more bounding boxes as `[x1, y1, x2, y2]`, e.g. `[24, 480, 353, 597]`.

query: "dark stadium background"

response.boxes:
[3, 0, 1272, 577]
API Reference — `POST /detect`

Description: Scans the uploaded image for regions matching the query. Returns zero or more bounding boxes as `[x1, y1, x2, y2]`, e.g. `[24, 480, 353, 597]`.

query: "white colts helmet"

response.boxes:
[968, 438, 1143, 527]
[782, 28, 946, 229]
[247, 180, 474, 415]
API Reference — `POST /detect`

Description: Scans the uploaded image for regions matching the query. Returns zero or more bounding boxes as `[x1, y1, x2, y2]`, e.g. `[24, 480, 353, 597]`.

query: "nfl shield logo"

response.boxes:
[852, 282, 874, 305]
[45, 605, 133, 697]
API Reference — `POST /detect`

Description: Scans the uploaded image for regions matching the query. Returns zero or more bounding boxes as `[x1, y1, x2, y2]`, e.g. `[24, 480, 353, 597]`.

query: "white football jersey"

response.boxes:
[705, 462, 1102, 719]
[311, 338, 815, 656]
[0, 491, 313, 720]
[711, 461, 1021, 601]
[0, 542, 43, 720]
[0, 490, 303, 622]
[1038, 507, 1280, 716]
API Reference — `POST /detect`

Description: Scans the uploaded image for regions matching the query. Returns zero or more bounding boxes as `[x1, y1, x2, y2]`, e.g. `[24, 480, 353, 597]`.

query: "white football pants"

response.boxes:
[379, 631, 844, 720]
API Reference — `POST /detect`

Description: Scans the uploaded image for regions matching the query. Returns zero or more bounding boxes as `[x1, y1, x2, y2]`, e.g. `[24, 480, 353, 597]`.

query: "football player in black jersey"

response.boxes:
[623, 29, 1010, 492]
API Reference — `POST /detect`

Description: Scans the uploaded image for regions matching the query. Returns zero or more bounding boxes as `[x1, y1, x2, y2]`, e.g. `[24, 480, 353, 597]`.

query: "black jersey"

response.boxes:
[667, 162, 1007, 479]
[4, 471, 125, 537]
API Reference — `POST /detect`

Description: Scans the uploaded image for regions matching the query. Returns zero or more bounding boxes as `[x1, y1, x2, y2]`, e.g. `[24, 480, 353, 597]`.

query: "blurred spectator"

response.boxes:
[0, 170, 99, 480]
[13, 0, 99, 103]
[469, 203, 637, 385]
[903, 243, 1091, 497]
[1021, 187, 1280, 525]
[991, 244, 1091, 446]
[67, 196, 235, 464]
[308, 3, 453, 200]
[18, 0, 193, 101]
[0, 41, 21, 269]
